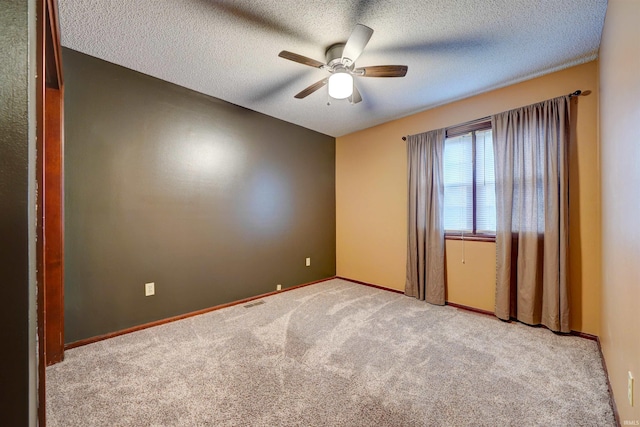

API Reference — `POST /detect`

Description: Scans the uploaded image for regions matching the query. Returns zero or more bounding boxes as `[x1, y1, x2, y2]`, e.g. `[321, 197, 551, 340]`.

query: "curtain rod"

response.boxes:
[401, 89, 583, 141]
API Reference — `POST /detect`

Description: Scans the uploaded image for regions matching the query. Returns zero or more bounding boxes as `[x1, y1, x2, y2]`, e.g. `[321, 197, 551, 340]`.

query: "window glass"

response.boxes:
[475, 129, 496, 233]
[443, 128, 496, 235]
[443, 134, 473, 232]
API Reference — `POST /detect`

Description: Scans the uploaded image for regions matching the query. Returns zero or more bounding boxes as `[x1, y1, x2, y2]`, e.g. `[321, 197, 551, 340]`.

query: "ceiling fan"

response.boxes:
[278, 24, 408, 104]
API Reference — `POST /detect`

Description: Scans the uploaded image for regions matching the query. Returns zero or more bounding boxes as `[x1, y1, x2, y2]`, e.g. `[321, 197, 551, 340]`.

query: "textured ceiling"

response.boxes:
[59, 0, 607, 137]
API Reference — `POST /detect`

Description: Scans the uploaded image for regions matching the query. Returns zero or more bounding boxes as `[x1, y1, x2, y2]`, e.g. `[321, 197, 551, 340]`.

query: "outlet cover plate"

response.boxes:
[305, 257, 311, 267]
[629, 371, 634, 406]
[145, 282, 155, 297]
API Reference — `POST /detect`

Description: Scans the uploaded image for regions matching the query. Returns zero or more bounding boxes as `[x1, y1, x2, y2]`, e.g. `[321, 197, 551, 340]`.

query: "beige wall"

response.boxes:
[599, 0, 640, 422]
[445, 240, 495, 312]
[336, 60, 601, 335]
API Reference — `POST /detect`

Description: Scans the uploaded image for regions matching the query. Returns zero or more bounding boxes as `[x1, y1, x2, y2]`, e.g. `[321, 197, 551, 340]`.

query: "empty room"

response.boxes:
[2, 0, 639, 426]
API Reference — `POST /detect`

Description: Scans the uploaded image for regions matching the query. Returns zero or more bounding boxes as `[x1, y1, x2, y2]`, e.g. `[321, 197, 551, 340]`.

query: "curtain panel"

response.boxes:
[405, 129, 446, 305]
[492, 95, 570, 332]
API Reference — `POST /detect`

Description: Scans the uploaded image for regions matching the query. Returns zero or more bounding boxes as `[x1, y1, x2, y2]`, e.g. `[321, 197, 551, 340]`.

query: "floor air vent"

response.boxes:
[244, 300, 265, 308]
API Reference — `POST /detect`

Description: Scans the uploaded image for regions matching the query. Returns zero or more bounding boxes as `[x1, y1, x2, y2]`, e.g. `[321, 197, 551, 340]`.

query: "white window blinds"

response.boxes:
[443, 133, 473, 232]
[443, 128, 496, 234]
[475, 129, 496, 233]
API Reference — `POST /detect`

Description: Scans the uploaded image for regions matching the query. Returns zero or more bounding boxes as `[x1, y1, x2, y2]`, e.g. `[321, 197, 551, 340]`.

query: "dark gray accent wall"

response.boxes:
[0, 1, 36, 425]
[63, 48, 336, 343]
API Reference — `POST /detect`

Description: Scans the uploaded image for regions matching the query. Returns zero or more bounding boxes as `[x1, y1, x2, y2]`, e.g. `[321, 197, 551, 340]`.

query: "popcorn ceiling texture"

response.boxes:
[58, 0, 607, 137]
[47, 279, 615, 426]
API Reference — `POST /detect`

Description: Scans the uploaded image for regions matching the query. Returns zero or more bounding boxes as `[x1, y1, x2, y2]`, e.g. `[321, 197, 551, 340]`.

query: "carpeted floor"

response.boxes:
[47, 279, 616, 426]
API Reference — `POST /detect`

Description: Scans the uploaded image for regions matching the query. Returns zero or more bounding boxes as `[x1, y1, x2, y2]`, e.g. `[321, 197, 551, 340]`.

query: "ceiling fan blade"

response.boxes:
[341, 24, 373, 65]
[294, 78, 328, 99]
[356, 65, 408, 77]
[349, 83, 362, 104]
[278, 51, 326, 69]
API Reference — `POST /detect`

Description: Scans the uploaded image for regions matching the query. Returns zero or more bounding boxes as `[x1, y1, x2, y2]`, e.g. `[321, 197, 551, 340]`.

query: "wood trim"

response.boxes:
[336, 277, 404, 294]
[340, 279, 500, 320]
[36, 0, 47, 423]
[445, 117, 492, 139]
[339, 278, 603, 344]
[446, 301, 494, 316]
[569, 331, 598, 341]
[65, 276, 337, 350]
[45, 0, 63, 88]
[594, 337, 621, 427]
[339, 278, 493, 320]
[445, 234, 495, 242]
[471, 130, 478, 233]
[44, 87, 64, 365]
[37, 3, 65, 423]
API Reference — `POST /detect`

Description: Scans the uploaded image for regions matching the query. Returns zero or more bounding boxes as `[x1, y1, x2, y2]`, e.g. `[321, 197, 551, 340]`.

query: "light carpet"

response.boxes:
[47, 278, 615, 426]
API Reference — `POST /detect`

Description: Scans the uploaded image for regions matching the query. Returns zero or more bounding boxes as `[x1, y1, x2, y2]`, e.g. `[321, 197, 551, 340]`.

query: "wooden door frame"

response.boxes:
[37, 0, 65, 424]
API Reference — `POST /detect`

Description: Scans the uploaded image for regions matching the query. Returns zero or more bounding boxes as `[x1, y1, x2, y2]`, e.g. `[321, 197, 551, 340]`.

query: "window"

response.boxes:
[443, 121, 496, 238]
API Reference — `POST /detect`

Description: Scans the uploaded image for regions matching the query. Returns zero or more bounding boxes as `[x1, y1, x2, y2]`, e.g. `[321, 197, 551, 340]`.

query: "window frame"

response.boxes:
[444, 118, 495, 242]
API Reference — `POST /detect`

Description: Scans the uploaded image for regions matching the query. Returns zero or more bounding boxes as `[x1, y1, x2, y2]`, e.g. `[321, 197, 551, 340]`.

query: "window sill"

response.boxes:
[445, 234, 495, 242]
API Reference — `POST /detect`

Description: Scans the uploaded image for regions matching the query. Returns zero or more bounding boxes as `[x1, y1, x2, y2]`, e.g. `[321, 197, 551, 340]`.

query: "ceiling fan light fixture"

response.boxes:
[328, 72, 353, 99]
[279, 25, 407, 103]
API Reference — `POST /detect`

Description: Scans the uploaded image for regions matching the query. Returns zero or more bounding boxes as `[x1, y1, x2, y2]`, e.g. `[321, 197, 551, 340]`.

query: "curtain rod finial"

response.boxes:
[402, 136, 407, 141]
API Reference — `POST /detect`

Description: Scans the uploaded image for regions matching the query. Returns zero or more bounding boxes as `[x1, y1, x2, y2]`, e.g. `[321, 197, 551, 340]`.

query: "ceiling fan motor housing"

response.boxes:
[326, 43, 348, 68]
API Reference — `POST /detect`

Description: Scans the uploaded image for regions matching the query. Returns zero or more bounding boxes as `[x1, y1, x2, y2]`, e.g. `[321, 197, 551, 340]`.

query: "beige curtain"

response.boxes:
[492, 96, 570, 332]
[405, 129, 446, 305]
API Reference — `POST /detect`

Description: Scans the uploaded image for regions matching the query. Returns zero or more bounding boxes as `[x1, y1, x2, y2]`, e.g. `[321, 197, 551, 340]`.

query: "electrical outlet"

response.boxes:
[145, 282, 155, 297]
[276, 284, 282, 291]
[629, 371, 634, 406]
[305, 257, 311, 267]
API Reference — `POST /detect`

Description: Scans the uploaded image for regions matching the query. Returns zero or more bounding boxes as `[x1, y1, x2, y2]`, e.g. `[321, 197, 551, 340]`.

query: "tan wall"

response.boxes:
[599, 0, 640, 422]
[336, 60, 601, 335]
[445, 240, 495, 312]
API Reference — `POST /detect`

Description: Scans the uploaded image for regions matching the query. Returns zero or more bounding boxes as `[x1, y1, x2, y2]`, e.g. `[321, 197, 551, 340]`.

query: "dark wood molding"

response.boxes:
[445, 117, 492, 139]
[44, 0, 63, 89]
[445, 233, 496, 242]
[472, 130, 478, 234]
[44, 87, 64, 365]
[339, 277, 495, 321]
[340, 278, 603, 344]
[36, 0, 46, 422]
[446, 301, 495, 316]
[37, 0, 65, 423]
[569, 330, 598, 341]
[65, 276, 337, 350]
[336, 276, 404, 294]
[594, 337, 621, 427]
